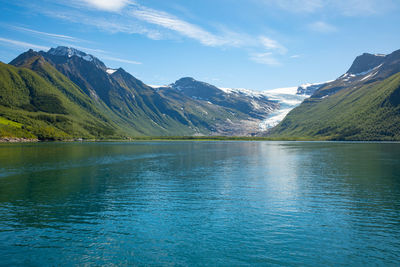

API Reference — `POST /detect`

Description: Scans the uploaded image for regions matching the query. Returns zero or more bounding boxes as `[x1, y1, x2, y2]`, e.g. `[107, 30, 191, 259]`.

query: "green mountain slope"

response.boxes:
[35, 47, 277, 136]
[270, 72, 400, 141]
[2, 47, 280, 138]
[0, 58, 123, 140]
[9, 49, 220, 136]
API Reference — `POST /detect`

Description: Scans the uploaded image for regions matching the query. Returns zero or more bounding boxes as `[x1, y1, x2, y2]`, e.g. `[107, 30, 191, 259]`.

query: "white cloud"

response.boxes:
[0, 37, 50, 51]
[82, 0, 131, 12]
[130, 5, 228, 47]
[259, 36, 287, 54]
[36, 1, 289, 66]
[250, 52, 281, 66]
[308, 21, 337, 33]
[76, 0, 225, 46]
[44, 9, 164, 40]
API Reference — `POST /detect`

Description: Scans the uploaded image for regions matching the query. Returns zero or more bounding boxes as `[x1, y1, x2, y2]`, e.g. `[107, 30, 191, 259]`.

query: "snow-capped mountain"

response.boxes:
[308, 50, 400, 100]
[48, 46, 96, 62]
[167, 77, 278, 120]
[45, 46, 107, 72]
[270, 48, 400, 141]
[215, 84, 315, 130]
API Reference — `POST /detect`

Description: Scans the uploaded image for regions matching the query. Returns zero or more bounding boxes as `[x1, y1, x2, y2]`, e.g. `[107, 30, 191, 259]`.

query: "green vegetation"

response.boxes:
[271, 72, 400, 141]
[3, 48, 400, 142]
[0, 61, 124, 140]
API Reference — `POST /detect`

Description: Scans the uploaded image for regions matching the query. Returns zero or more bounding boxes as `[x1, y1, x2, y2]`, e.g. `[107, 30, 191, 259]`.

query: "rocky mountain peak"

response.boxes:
[44, 46, 107, 71]
[347, 52, 386, 75]
[47, 46, 94, 61]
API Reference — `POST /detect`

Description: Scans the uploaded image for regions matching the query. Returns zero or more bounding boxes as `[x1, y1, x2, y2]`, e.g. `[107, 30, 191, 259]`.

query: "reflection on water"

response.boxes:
[0, 142, 399, 265]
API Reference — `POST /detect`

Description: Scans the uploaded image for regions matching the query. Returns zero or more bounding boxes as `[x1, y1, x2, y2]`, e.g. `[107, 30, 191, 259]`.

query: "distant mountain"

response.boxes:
[270, 49, 400, 141]
[1, 46, 281, 139]
[167, 77, 278, 119]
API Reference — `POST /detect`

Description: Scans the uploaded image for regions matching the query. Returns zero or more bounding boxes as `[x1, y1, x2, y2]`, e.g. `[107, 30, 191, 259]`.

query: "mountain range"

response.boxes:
[1, 47, 282, 140]
[1, 46, 400, 141]
[271, 49, 400, 140]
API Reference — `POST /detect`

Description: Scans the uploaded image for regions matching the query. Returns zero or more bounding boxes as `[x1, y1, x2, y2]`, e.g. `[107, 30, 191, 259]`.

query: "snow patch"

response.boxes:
[264, 86, 298, 95]
[48, 46, 95, 62]
[149, 85, 168, 88]
[296, 81, 333, 95]
[106, 69, 117, 74]
[218, 87, 267, 98]
[348, 63, 383, 77]
[360, 71, 378, 81]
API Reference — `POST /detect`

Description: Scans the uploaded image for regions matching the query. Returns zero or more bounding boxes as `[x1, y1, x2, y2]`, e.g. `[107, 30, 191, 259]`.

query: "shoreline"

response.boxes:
[1, 136, 400, 143]
[0, 137, 39, 143]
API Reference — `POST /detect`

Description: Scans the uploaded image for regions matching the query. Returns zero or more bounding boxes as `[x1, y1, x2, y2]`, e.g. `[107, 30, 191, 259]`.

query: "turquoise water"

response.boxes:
[0, 141, 399, 266]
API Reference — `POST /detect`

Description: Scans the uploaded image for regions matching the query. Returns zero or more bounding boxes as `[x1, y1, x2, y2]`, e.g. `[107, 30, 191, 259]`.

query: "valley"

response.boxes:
[1, 47, 400, 141]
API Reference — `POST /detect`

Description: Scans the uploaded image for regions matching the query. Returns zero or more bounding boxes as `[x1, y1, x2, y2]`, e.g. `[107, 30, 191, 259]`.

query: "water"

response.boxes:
[0, 141, 399, 266]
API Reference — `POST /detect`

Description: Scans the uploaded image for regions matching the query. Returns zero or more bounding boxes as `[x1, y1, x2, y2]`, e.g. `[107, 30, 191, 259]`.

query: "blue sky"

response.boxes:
[0, 0, 399, 90]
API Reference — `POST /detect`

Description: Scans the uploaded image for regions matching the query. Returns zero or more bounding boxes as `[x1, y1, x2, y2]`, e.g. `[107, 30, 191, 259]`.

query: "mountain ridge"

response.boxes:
[270, 48, 400, 140]
[2, 46, 282, 138]
[3, 46, 399, 140]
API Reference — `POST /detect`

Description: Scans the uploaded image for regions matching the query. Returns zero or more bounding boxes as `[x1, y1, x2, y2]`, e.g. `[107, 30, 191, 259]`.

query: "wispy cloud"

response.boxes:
[43, 9, 163, 40]
[101, 55, 141, 65]
[34, 0, 289, 66]
[259, 36, 287, 54]
[308, 21, 337, 33]
[332, 0, 395, 16]
[130, 5, 228, 47]
[81, 0, 131, 12]
[250, 52, 281, 66]
[68, 1, 284, 51]
[11, 26, 79, 42]
[248, 36, 287, 65]
[261, 0, 395, 16]
[0, 37, 49, 51]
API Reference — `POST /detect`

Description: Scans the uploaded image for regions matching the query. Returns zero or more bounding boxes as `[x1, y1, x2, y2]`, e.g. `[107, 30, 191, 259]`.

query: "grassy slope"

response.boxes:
[271, 72, 400, 141]
[1, 56, 254, 139]
[0, 60, 125, 140]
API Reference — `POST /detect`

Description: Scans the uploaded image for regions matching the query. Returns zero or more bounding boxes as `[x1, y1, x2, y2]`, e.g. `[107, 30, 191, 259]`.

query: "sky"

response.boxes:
[0, 0, 399, 90]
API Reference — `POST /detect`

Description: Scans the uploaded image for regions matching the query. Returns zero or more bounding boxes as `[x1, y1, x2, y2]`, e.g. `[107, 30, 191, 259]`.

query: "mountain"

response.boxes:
[167, 77, 278, 119]
[1, 46, 281, 139]
[1, 52, 122, 140]
[270, 49, 400, 141]
[156, 78, 280, 135]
